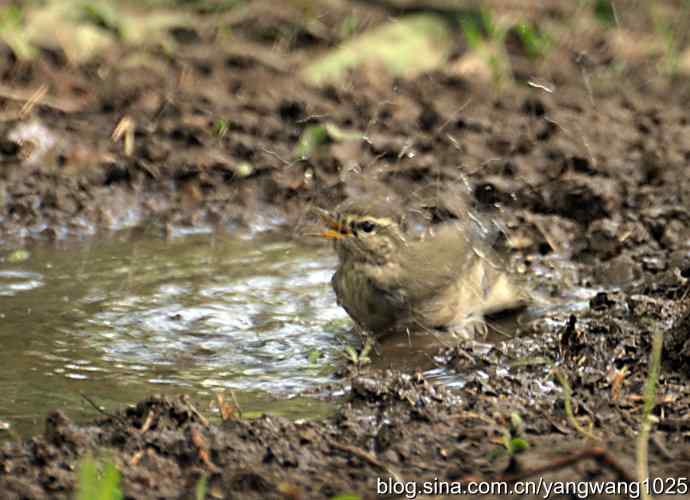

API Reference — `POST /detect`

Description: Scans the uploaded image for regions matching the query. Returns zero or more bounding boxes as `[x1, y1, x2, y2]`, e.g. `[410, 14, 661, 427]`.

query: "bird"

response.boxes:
[315, 194, 527, 341]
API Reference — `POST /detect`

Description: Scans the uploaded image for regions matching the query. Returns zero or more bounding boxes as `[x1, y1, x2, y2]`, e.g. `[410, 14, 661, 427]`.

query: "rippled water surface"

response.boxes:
[0, 231, 351, 436]
[0, 228, 595, 437]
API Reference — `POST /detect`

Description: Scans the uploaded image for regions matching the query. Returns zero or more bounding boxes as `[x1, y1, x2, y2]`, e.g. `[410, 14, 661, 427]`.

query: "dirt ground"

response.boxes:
[1, 1, 690, 498]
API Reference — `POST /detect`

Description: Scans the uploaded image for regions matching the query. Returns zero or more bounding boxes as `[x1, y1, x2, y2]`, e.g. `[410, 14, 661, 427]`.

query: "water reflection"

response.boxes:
[0, 270, 44, 295]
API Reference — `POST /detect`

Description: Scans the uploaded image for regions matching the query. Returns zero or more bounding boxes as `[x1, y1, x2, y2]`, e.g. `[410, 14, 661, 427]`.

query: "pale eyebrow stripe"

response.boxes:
[344, 215, 394, 226]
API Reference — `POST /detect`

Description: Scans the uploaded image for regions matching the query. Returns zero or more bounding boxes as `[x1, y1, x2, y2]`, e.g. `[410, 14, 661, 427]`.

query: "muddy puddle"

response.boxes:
[0, 231, 356, 436]
[1, 228, 598, 438]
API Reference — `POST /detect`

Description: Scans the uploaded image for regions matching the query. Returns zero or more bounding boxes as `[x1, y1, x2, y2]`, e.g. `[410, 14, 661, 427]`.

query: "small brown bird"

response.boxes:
[317, 195, 526, 340]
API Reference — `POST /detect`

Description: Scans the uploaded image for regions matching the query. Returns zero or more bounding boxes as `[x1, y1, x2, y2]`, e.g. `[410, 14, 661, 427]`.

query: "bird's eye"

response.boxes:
[359, 221, 376, 233]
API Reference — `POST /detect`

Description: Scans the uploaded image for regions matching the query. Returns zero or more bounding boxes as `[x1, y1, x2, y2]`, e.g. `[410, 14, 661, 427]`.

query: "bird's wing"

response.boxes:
[395, 224, 477, 303]
[402, 223, 528, 318]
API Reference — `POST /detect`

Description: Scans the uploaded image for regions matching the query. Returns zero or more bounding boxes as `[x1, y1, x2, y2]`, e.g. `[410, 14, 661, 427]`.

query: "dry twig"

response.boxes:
[498, 446, 635, 484]
[325, 437, 403, 483]
[80, 392, 128, 427]
[20, 84, 48, 117]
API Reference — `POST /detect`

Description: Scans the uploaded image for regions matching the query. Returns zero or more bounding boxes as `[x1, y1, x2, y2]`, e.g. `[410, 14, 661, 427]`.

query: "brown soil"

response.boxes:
[2, 1, 690, 499]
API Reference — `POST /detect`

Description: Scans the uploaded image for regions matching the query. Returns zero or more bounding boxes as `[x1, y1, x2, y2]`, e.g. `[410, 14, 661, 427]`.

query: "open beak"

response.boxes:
[311, 207, 351, 240]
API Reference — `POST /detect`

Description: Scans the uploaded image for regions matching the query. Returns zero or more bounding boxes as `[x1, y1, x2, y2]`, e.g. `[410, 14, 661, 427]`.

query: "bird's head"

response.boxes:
[316, 199, 407, 266]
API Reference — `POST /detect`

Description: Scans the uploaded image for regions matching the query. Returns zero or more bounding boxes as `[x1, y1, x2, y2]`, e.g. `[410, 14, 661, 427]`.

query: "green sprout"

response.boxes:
[593, 0, 617, 26]
[294, 124, 329, 160]
[214, 118, 229, 137]
[459, 8, 512, 86]
[459, 9, 497, 49]
[341, 337, 374, 368]
[195, 472, 208, 500]
[514, 22, 550, 60]
[76, 454, 123, 500]
[0, 5, 36, 59]
[502, 412, 529, 455]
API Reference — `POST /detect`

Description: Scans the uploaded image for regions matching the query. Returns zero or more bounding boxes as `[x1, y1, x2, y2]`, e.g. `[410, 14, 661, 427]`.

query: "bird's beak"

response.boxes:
[312, 207, 351, 240]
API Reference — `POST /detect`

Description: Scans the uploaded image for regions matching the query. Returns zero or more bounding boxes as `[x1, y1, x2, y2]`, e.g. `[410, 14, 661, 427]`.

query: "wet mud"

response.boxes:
[1, 1, 690, 498]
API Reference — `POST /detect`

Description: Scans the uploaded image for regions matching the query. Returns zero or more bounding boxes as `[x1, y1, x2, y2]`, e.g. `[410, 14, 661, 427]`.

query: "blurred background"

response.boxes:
[0, 0, 689, 238]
